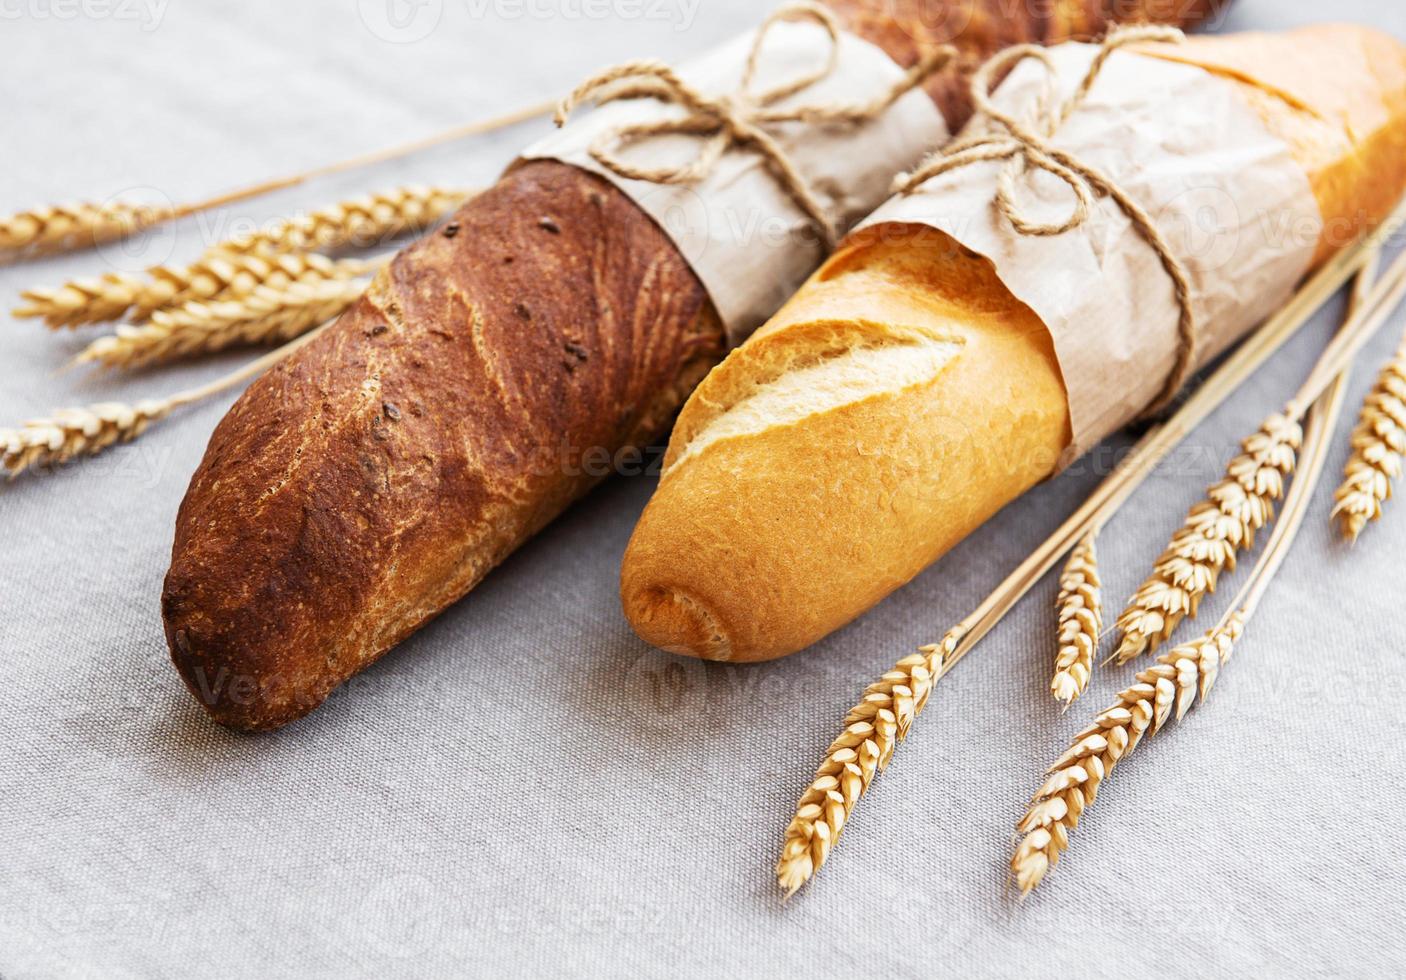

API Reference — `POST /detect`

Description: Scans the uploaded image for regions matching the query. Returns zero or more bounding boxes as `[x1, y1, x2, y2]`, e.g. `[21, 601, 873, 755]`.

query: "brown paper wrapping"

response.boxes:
[858, 42, 1322, 464]
[522, 19, 948, 344]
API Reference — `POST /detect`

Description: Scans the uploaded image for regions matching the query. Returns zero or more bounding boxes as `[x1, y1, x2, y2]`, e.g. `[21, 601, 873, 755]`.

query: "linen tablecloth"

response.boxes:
[3, 1, 1404, 976]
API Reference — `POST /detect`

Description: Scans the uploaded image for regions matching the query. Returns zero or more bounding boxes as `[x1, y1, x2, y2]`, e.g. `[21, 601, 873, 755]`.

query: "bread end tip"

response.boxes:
[621, 583, 734, 662]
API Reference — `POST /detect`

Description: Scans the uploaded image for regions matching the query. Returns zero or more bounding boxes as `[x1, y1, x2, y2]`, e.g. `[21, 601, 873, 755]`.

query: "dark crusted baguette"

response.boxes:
[163, 161, 720, 730]
[163, 0, 1227, 731]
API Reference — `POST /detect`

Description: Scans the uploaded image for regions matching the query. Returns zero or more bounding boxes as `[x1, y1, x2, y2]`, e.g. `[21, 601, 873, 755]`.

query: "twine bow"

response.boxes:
[554, 1, 954, 250]
[894, 25, 1197, 413]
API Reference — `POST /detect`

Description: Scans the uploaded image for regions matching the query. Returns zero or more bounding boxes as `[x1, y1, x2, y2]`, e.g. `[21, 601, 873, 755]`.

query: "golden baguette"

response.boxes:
[621, 25, 1406, 663]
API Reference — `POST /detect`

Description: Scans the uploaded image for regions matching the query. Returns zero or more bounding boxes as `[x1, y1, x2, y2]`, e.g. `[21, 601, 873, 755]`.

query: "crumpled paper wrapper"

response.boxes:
[522, 19, 948, 344]
[859, 42, 1321, 464]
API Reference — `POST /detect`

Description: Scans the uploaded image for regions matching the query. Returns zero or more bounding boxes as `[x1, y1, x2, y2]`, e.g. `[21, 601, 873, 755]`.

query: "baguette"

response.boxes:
[162, 0, 1226, 731]
[621, 24, 1406, 663]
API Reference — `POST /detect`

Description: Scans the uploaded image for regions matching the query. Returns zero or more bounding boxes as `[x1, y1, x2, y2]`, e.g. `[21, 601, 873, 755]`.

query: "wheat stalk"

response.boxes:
[15, 250, 370, 330]
[1012, 611, 1245, 894]
[1331, 339, 1406, 540]
[1, 328, 324, 479]
[1114, 246, 1406, 664]
[775, 628, 962, 898]
[75, 273, 373, 369]
[0, 201, 178, 261]
[1112, 410, 1301, 664]
[1051, 530, 1102, 704]
[218, 185, 469, 256]
[772, 225, 1404, 898]
[0, 99, 546, 263]
[1012, 279, 1362, 894]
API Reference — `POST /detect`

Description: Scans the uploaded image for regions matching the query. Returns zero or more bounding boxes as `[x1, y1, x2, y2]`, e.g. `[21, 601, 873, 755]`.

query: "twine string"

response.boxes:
[554, 1, 955, 250]
[894, 25, 1197, 413]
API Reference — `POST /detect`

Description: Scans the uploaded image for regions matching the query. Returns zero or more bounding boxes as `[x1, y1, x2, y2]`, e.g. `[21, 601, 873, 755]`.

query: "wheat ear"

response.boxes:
[0, 399, 176, 476]
[1112, 411, 1301, 664]
[1115, 245, 1406, 664]
[1, 328, 324, 479]
[0, 201, 178, 260]
[776, 629, 963, 898]
[1331, 339, 1406, 540]
[773, 220, 1403, 898]
[15, 251, 369, 330]
[1013, 612, 1245, 893]
[218, 185, 469, 256]
[1051, 531, 1102, 704]
[0, 100, 545, 263]
[76, 272, 374, 369]
[1013, 258, 1373, 896]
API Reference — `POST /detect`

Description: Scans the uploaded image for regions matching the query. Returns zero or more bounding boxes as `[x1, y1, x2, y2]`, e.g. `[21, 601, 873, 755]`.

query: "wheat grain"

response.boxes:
[76, 276, 369, 369]
[1052, 531, 1102, 705]
[18, 271, 162, 330]
[1012, 612, 1243, 894]
[15, 251, 370, 330]
[132, 251, 368, 320]
[1, 399, 175, 477]
[0, 200, 178, 260]
[1014, 309, 1357, 895]
[775, 628, 963, 898]
[1110, 252, 1406, 663]
[219, 185, 469, 256]
[1113, 410, 1301, 664]
[1013, 259, 1366, 896]
[1116, 250, 1406, 660]
[1331, 342, 1406, 540]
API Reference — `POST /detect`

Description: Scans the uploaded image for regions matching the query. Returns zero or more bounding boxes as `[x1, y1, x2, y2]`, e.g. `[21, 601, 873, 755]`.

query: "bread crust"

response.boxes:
[1149, 25, 1406, 263]
[622, 25, 1406, 663]
[827, 0, 1231, 129]
[162, 0, 1226, 729]
[164, 162, 721, 730]
[624, 228, 1069, 661]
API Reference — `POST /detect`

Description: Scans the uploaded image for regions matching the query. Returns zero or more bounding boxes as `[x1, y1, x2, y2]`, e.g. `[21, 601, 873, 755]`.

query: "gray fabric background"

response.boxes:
[3, 2, 1404, 977]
